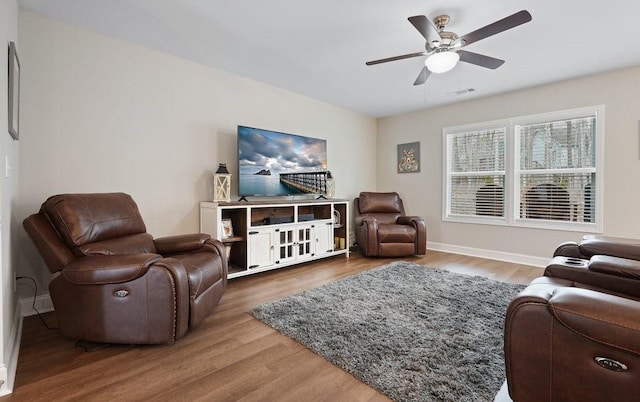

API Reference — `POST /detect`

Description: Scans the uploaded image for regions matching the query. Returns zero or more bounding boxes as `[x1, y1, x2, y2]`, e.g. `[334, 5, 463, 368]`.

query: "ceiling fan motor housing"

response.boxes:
[433, 15, 450, 29]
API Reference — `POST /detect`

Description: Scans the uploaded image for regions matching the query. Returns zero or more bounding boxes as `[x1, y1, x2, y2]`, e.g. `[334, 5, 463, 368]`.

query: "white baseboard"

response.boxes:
[19, 293, 54, 317]
[0, 365, 7, 397]
[427, 242, 550, 268]
[0, 301, 25, 396]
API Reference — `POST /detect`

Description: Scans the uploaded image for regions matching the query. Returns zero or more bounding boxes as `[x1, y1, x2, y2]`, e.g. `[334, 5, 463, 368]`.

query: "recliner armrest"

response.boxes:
[396, 216, 427, 255]
[590, 255, 640, 279]
[154, 233, 212, 255]
[549, 287, 640, 353]
[62, 253, 162, 285]
[359, 216, 378, 226]
[580, 237, 640, 261]
[358, 217, 379, 257]
[396, 215, 423, 225]
[506, 278, 640, 401]
[354, 214, 376, 228]
[553, 241, 582, 258]
[544, 256, 640, 299]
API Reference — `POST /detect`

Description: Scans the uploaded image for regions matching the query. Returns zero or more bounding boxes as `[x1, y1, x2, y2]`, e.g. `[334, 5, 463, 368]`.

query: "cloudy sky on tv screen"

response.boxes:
[237, 126, 327, 195]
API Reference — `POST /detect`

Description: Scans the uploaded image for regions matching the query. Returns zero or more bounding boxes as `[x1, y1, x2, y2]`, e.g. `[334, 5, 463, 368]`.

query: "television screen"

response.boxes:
[237, 125, 328, 197]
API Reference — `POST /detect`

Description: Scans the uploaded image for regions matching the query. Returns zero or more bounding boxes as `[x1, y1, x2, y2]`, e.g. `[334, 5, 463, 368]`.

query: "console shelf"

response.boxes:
[200, 199, 349, 279]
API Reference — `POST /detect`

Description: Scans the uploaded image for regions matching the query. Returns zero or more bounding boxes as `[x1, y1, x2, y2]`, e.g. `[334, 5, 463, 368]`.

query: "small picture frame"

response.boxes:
[397, 142, 420, 173]
[8, 41, 20, 141]
[221, 219, 234, 238]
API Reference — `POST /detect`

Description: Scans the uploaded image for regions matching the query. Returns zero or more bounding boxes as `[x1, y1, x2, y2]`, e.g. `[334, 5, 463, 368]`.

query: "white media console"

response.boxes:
[200, 199, 349, 279]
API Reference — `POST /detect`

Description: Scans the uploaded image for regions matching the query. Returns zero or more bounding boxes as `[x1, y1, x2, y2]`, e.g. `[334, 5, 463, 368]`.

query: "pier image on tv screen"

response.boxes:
[237, 126, 327, 196]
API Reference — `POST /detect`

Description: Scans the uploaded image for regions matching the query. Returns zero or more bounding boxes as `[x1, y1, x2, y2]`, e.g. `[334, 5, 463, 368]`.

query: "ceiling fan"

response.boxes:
[366, 10, 532, 86]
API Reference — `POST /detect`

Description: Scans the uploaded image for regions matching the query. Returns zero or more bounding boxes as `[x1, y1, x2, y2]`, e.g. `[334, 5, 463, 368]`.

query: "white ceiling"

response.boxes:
[17, 0, 640, 118]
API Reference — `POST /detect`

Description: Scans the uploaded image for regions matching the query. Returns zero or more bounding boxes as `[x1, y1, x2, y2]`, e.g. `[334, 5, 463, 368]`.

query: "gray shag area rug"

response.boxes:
[251, 261, 525, 402]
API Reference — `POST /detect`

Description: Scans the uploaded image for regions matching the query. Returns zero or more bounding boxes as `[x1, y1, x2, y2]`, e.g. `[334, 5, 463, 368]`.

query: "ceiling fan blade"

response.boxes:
[457, 50, 505, 69]
[366, 51, 428, 66]
[413, 67, 431, 86]
[408, 15, 442, 47]
[458, 10, 532, 47]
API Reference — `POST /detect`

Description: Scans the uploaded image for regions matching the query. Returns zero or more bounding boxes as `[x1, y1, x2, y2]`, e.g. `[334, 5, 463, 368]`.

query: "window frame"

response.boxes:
[443, 105, 604, 233]
[443, 119, 510, 226]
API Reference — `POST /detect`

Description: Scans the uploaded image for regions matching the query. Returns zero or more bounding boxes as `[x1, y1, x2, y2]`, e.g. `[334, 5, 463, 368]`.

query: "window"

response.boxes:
[444, 105, 603, 232]
[445, 126, 506, 220]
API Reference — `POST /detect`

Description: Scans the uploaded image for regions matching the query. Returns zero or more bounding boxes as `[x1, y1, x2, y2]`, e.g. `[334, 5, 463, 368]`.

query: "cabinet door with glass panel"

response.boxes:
[274, 226, 297, 265]
[274, 223, 315, 264]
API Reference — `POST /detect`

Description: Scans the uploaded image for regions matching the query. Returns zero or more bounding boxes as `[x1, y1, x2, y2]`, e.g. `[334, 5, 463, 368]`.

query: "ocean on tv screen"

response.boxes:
[239, 168, 305, 196]
[237, 125, 328, 196]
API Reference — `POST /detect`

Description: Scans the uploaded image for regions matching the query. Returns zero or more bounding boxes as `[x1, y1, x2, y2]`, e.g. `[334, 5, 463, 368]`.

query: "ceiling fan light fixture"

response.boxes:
[425, 50, 459, 73]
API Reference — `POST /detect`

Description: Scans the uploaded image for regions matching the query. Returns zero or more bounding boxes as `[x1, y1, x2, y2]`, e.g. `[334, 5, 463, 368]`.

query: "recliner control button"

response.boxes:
[595, 357, 628, 372]
[114, 289, 129, 298]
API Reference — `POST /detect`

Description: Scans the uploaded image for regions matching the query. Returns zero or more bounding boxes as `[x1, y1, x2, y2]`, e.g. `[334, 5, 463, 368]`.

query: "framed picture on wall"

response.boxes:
[8, 41, 20, 140]
[397, 142, 420, 173]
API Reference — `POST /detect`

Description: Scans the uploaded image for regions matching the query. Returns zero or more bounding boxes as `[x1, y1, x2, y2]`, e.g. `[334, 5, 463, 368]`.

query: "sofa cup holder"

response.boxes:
[563, 257, 587, 266]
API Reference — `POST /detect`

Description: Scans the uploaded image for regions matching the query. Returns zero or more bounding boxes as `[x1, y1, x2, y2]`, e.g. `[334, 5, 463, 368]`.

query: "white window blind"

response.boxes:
[446, 128, 506, 219]
[443, 105, 603, 232]
[515, 114, 596, 224]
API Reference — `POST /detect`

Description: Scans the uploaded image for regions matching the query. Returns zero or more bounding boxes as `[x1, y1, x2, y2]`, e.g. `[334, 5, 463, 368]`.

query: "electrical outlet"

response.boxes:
[5, 155, 10, 178]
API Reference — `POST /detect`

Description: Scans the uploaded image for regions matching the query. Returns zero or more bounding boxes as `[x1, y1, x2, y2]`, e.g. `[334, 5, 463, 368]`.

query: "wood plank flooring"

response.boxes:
[3, 251, 543, 401]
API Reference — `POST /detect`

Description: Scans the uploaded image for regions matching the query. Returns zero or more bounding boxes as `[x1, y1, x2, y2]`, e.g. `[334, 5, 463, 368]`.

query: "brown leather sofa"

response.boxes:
[23, 193, 227, 345]
[354, 192, 426, 257]
[504, 236, 640, 401]
[547, 236, 640, 298]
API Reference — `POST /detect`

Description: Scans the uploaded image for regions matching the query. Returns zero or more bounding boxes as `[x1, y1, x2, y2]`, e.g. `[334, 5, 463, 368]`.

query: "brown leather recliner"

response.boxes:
[23, 193, 227, 345]
[553, 235, 640, 261]
[546, 235, 640, 298]
[504, 236, 640, 401]
[354, 192, 426, 257]
[505, 276, 640, 402]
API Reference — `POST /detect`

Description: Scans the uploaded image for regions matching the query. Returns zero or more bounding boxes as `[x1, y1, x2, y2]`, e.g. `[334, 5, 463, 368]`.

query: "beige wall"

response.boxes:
[16, 8, 640, 292]
[1, 0, 21, 394]
[378, 66, 640, 260]
[17, 11, 376, 287]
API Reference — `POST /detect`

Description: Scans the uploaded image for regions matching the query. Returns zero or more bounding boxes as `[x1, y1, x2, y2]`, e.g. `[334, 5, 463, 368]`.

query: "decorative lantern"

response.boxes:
[213, 163, 231, 202]
[325, 171, 335, 199]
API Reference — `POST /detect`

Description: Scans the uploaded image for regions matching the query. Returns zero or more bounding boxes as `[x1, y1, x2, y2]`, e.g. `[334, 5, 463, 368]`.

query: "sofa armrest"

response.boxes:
[549, 287, 640, 353]
[579, 237, 640, 261]
[553, 241, 583, 258]
[590, 255, 640, 279]
[544, 256, 640, 299]
[62, 253, 162, 285]
[154, 233, 212, 255]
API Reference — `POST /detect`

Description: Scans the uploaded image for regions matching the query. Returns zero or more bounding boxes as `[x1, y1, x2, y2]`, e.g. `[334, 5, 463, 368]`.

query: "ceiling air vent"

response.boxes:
[446, 87, 476, 96]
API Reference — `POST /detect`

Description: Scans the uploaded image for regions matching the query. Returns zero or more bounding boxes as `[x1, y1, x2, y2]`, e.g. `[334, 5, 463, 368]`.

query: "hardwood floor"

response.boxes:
[4, 251, 543, 401]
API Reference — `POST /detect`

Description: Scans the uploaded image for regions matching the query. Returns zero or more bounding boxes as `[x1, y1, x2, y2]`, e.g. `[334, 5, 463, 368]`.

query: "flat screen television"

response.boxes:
[237, 125, 328, 197]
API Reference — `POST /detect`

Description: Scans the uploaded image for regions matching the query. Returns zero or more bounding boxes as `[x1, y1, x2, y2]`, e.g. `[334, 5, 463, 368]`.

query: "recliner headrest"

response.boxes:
[358, 192, 402, 214]
[41, 193, 147, 247]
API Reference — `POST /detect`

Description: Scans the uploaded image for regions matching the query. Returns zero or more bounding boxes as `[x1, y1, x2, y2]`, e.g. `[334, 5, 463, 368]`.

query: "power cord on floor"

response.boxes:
[16, 276, 58, 330]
